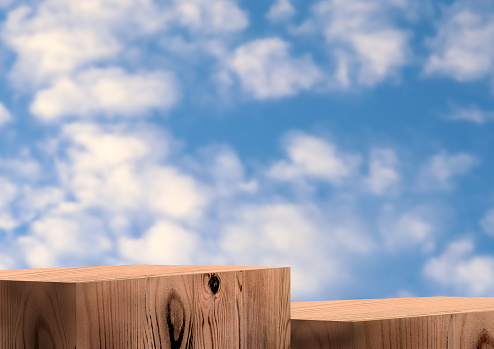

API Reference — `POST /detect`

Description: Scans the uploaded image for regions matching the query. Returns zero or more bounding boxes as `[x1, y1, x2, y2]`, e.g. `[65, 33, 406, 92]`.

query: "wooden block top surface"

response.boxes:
[0, 264, 286, 283]
[291, 297, 494, 322]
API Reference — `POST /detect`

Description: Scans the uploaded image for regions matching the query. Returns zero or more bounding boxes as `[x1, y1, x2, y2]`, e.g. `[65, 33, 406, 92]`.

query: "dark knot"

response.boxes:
[208, 274, 220, 295]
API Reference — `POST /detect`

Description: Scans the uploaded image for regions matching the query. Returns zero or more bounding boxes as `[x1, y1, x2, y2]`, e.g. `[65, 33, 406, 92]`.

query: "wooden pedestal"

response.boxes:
[0, 265, 290, 348]
[291, 297, 494, 349]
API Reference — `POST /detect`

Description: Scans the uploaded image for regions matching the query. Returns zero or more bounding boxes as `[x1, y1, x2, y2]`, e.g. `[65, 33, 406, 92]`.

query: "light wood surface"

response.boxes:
[76, 272, 240, 348]
[236, 267, 291, 349]
[0, 264, 269, 282]
[0, 265, 290, 349]
[292, 297, 494, 349]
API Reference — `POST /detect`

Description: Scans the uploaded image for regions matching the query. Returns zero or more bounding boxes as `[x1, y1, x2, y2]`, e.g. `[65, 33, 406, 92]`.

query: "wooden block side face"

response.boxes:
[452, 311, 494, 348]
[76, 278, 146, 348]
[236, 268, 290, 349]
[291, 312, 494, 349]
[144, 272, 238, 349]
[291, 320, 355, 349]
[191, 272, 237, 349]
[353, 315, 453, 349]
[76, 272, 239, 349]
[142, 274, 195, 349]
[0, 281, 76, 349]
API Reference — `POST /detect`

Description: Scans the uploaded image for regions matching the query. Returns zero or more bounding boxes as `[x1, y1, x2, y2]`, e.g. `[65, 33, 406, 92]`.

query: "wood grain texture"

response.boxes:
[353, 314, 452, 349]
[0, 281, 75, 349]
[236, 267, 291, 349]
[76, 278, 146, 348]
[292, 297, 494, 349]
[76, 272, 239, 348]
[291, 320, 355, 349]
[0, 265, 290, 348]
[0, 265, 270, 283]
[192, 272, 237, 348]
[452, 311, 494, 348]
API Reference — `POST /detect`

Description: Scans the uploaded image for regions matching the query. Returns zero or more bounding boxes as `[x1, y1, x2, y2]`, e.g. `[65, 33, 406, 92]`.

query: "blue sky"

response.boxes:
[0, 0, 493, 301]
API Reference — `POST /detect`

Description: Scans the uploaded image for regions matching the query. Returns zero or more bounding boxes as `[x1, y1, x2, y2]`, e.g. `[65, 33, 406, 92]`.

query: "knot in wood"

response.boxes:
[166, 290, 186, 348]
[208, 274, 220, 295]
[477, 329, 494, 349]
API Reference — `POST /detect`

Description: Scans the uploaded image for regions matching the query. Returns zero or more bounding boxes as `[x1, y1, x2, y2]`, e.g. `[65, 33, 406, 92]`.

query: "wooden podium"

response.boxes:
[3, 265, 494, 349]
[291, 297, 494, 349]
[0, 265, 290, 348]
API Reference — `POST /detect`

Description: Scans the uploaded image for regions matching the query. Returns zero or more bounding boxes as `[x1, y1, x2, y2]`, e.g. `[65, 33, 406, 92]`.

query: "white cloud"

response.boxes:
[0, 177, 18, 230]
[0, 158, 41, 179]
[30, 67, 179, 120]
[364, 148, 399, 195]
[0, 177, 17, 210]
[18, 214, 112, 268]
[219, 203, 351, 297]
[0, 255, 15, 269]
[0, 0, 12, 8]
[140, 167, 208, 219]
[424, 239, 494, 296]
[173, 0, 248, 34]
[59, 123, 208, 219]
[4, 2, 128, 85]
[0, 176, 20, 231]
[3, 0, 247, 88]
[424, 1, 494, 81]
[119, 220, 199, 265]
[17, 187, 64, 222]
[379, 207, 435, 251]
[481, 208, 494, 236]
[9, 122, 213, 268]
[445, 105, 494, 124]
[267, 0, 295, 22]
[227, 38, 322, 99]
[418, 152, 477, 189]
[0, 103, 12, 126]
[0, 213, 17, 231]
[298, 0, 410, 87]
[195, 145, 258, 196]
[268, 132, 360, 183]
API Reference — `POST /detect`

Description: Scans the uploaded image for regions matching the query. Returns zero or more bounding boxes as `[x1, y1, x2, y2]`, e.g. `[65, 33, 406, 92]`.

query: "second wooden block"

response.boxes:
[291, 297, 494, 349]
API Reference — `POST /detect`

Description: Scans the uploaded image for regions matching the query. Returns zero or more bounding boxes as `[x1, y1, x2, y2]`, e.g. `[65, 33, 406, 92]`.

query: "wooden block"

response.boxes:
[291, 297, 494, 349]
[236, 268, 291, 349]
[0, 265, 290, 349]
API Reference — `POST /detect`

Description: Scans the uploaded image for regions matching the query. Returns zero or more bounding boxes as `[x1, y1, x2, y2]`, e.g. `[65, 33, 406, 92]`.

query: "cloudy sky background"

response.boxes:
[0, 0, 494, 301]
